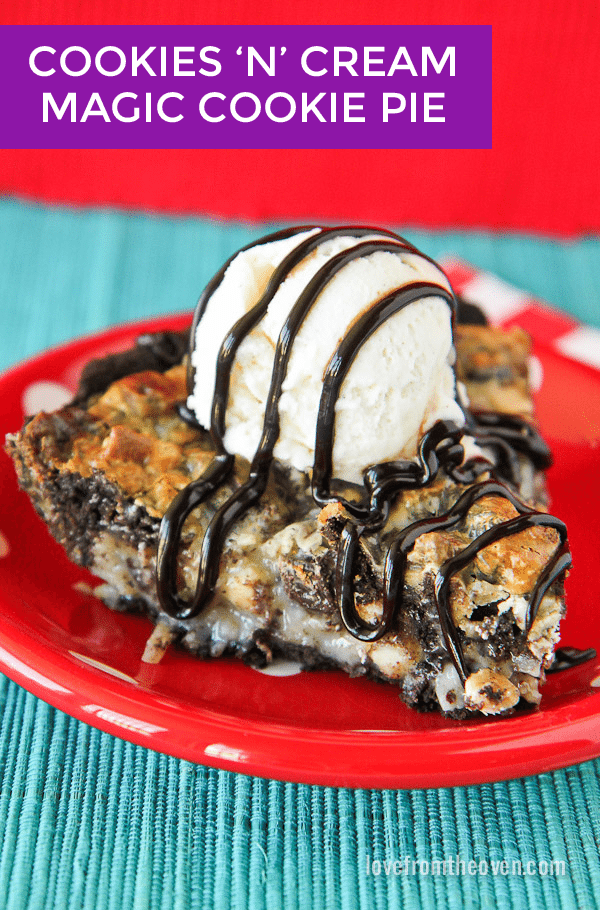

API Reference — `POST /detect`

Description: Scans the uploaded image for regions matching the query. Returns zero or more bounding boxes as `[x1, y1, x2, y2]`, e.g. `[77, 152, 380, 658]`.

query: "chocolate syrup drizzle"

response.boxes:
[156, 226, 574, 685]
[547, 647, 597, 673]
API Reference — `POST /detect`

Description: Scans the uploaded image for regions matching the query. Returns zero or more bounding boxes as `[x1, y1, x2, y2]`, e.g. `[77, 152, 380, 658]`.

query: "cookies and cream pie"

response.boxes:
[6, 226, 574, 716]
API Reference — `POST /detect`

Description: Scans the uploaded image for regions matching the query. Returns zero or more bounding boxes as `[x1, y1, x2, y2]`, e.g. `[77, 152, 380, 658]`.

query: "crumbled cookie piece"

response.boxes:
[464, 669, 521, 714]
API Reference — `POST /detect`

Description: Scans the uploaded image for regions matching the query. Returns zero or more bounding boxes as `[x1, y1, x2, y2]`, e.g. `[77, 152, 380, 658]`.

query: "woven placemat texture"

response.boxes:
[1, 198, 599, 910]
[1, 198, 599, 376]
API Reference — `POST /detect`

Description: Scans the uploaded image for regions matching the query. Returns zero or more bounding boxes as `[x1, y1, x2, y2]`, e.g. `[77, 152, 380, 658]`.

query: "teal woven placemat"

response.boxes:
[1, 198, 599, 910]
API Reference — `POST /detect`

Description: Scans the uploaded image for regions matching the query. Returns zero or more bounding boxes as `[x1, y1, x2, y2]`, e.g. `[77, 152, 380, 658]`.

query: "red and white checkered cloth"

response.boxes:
[441, 257, 600, 372]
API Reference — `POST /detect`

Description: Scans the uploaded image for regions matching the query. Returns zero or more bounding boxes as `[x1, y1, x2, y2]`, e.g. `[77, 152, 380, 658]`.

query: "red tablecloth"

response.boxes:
[1, 0, 599, 236]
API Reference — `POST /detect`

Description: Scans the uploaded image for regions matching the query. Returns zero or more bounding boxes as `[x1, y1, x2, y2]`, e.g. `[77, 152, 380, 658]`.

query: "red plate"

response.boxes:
[1, 314, 600, 788]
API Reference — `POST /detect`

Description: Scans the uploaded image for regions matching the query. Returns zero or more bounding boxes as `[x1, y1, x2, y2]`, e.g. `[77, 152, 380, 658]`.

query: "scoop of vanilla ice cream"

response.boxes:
[188, 229, 465, 484]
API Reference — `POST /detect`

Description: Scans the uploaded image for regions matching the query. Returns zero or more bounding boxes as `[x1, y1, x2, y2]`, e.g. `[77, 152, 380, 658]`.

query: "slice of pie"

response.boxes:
[5, 227, 571, 716]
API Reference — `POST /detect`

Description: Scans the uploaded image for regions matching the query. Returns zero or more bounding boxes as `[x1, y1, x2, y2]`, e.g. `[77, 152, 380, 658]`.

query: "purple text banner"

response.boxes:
[1, 25, 492, 150]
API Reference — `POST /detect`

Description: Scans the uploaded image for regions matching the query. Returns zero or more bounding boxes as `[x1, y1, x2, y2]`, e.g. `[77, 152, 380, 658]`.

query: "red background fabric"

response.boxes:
[1, 0, 599, 236]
